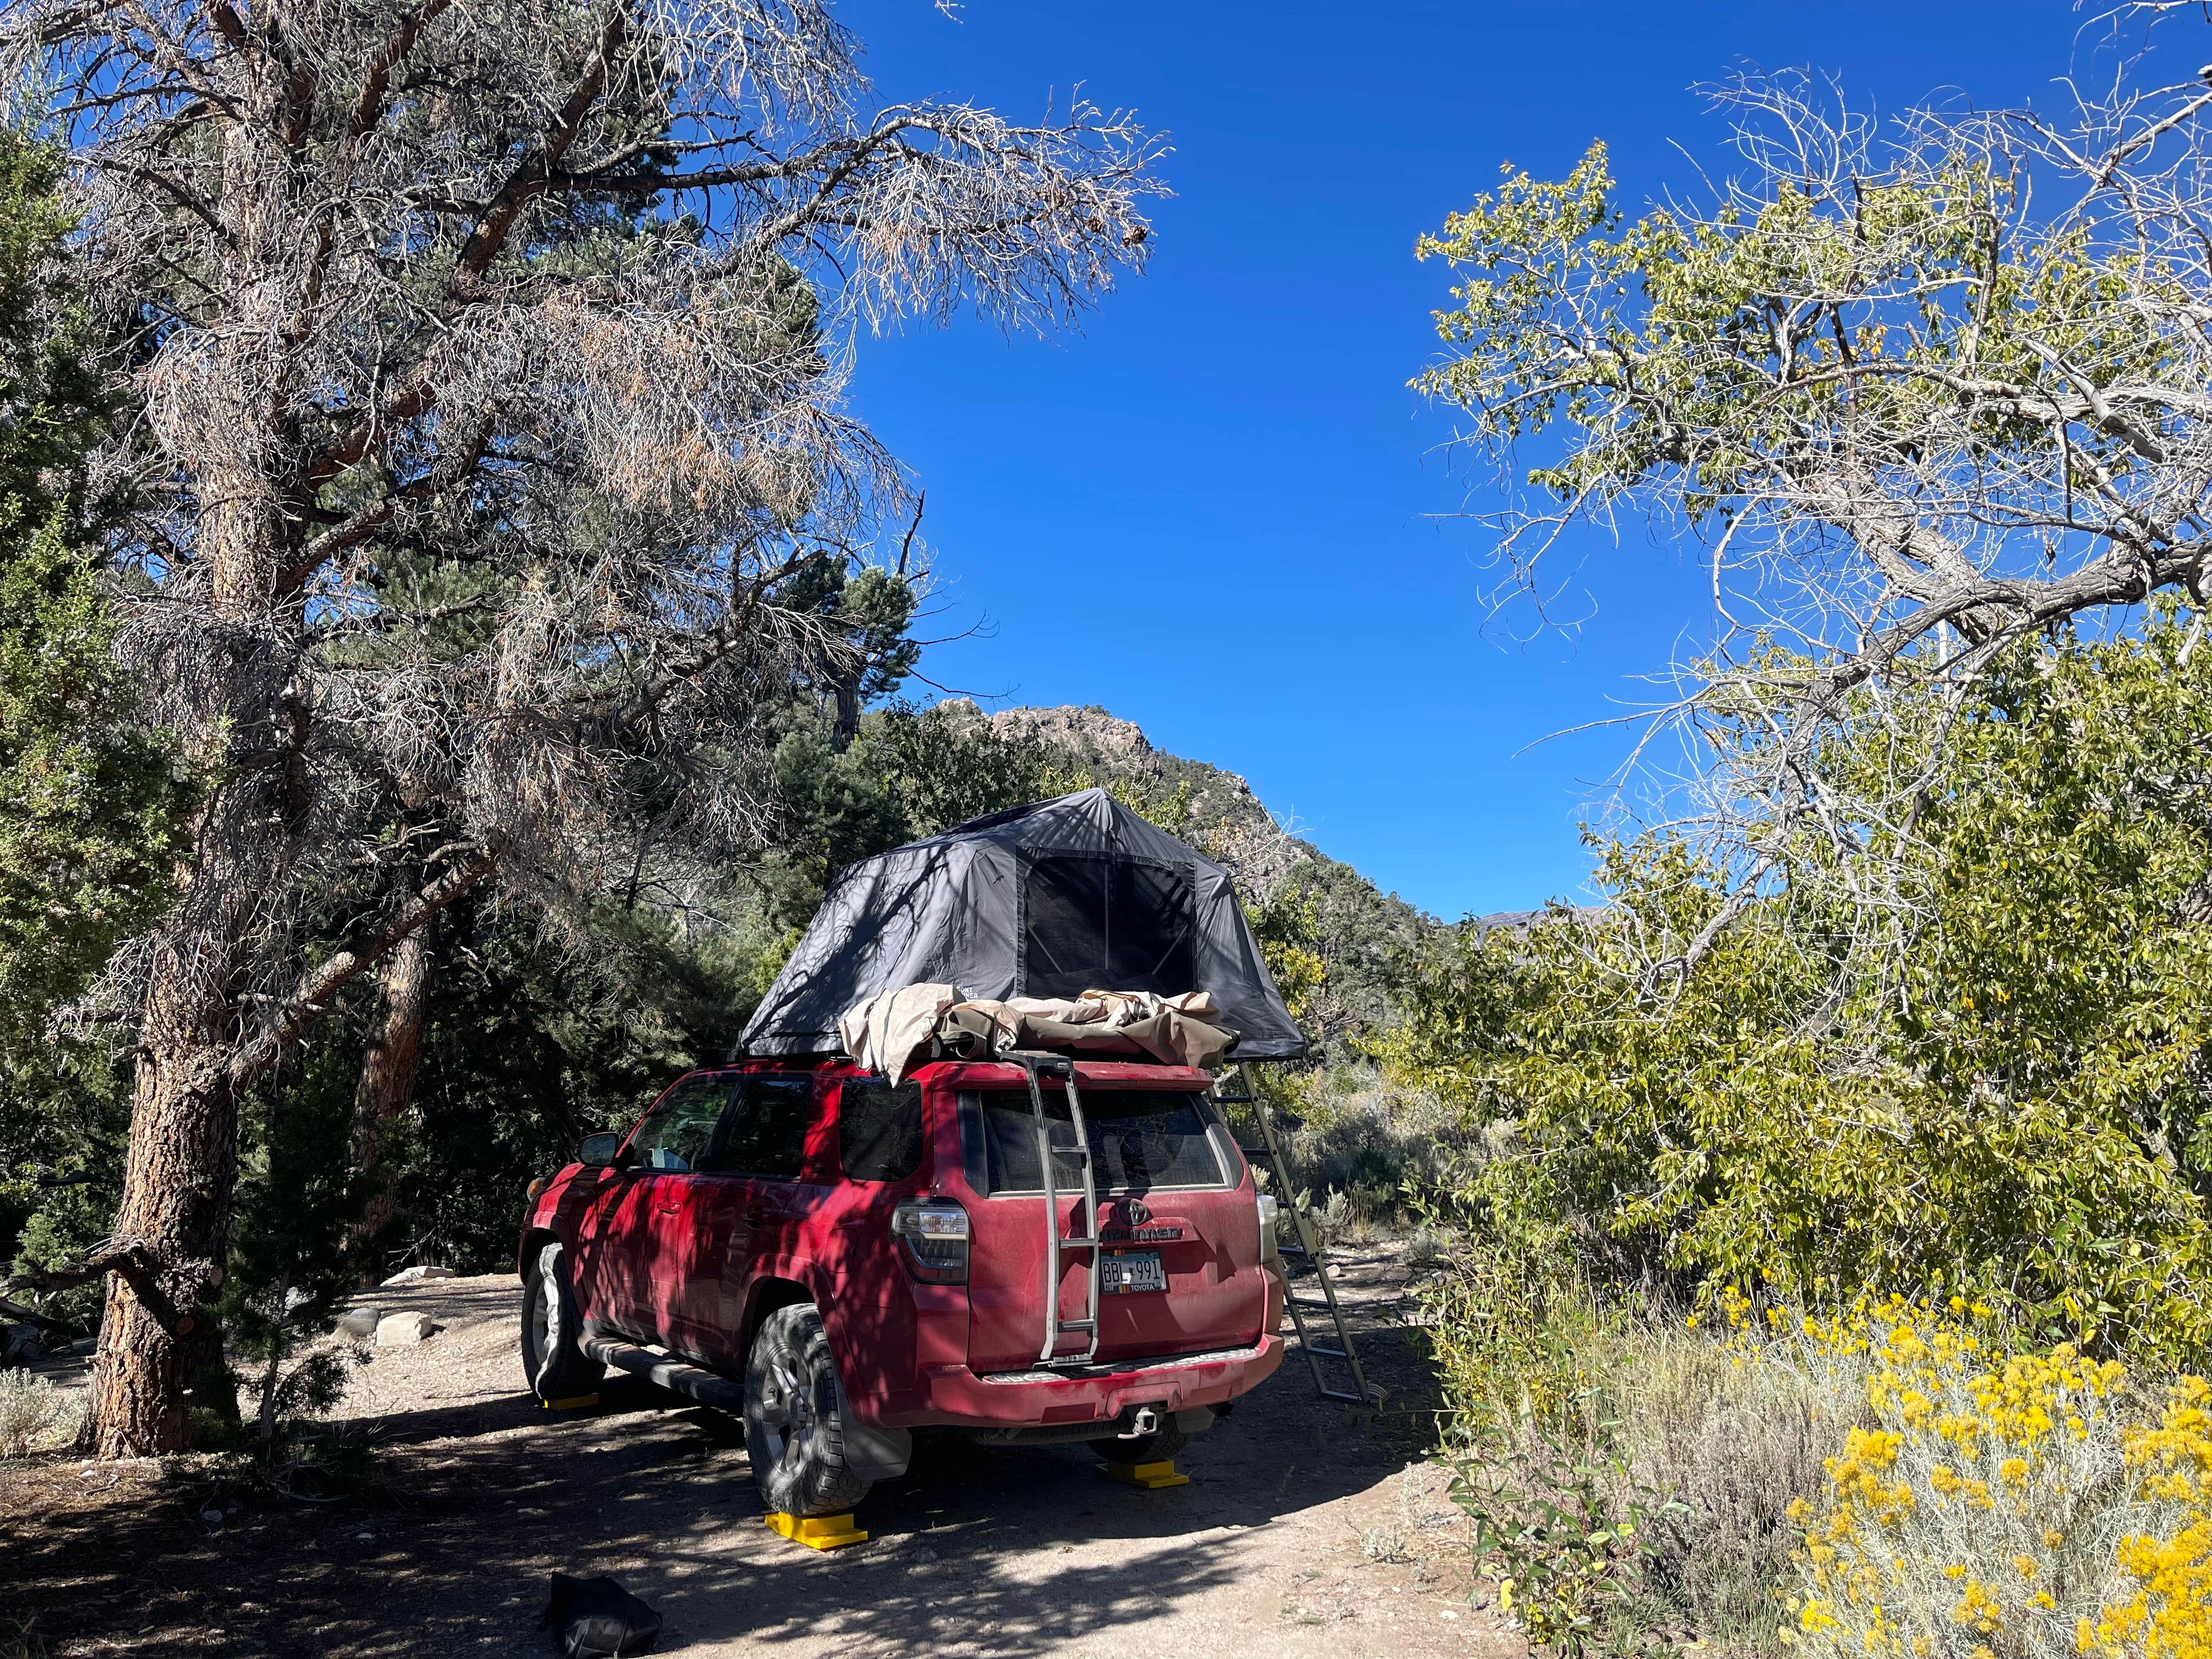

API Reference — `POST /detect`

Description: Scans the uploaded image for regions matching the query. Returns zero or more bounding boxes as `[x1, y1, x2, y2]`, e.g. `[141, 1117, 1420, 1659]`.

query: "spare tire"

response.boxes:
[520, 1240, 605, 1403]
[744, 1302, 872, 1518]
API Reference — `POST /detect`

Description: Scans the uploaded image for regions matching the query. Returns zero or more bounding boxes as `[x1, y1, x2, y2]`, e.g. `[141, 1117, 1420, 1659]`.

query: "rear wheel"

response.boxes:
[1087, 1420, 1191, 1466]
[520, 1241, 605, 1403]
[744, 1303, 872, 1518]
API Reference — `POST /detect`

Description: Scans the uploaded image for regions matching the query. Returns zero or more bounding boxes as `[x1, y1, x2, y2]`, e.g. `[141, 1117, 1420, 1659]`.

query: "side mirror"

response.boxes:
[578, 1132, 624, 1169]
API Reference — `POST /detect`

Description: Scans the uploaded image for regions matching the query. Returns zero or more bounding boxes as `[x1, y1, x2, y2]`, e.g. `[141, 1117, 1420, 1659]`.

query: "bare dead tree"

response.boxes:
[0, 0, 1163, 1454]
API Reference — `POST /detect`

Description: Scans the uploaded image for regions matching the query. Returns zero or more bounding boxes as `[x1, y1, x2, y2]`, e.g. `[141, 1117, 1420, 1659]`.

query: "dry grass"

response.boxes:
[1588, 1323, 1854, 1650]
[0, 1369, 80, 1457]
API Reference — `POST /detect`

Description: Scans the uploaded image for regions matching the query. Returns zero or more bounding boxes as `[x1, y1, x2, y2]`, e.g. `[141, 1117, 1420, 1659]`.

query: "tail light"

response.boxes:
[1256, 1193, 1279, 1262]
[891, 1197, 970, 1284]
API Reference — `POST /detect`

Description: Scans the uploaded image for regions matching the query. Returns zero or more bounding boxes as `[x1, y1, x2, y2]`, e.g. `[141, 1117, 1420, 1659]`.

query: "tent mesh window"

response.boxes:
[1020, 855, 1195, 999]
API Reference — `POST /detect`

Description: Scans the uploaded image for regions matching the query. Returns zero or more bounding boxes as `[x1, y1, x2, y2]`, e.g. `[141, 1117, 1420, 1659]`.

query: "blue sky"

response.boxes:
[837, 1, 2112, 919]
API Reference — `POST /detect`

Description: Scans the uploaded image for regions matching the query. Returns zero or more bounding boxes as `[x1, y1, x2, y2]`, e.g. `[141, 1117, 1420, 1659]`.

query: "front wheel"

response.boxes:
[520, 1240, 605, 1403]
[744, 1303, 872, 1519]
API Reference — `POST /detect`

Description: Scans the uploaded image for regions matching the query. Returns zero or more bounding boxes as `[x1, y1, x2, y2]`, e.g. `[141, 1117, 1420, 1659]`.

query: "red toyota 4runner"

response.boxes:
[517, 1056, 1287, 1517]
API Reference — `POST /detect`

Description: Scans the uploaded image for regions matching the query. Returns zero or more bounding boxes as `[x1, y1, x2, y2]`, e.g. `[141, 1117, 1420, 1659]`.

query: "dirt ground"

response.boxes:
[3, 1240, 1520, 1659]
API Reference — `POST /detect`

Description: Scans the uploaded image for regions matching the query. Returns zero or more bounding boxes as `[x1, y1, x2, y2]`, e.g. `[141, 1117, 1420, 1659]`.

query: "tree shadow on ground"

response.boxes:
[3, 1242, 1446, 1656]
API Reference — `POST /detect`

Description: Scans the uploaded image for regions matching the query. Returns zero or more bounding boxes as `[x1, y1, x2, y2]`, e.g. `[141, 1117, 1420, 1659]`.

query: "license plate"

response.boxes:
[1101, 1251, 1166, 1295]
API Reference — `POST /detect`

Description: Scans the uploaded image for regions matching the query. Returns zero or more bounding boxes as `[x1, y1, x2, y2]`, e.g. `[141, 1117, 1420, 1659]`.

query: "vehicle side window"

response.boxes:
[839, 1077, 924, 1182]
[718, 1076, 816, 1179]
[627, 1075, 735, 1172]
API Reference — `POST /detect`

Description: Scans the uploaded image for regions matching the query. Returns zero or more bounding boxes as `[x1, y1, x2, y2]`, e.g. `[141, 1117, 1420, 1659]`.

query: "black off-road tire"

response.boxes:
[1087, 1420, 1192, 1466]
[520, 1240, 605, 1403]
[744, 1303, 872, 1519]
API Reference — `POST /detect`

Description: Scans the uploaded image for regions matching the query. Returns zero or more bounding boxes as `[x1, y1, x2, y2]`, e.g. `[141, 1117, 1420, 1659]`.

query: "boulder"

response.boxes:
[334, 1306, 383, 1340]
[375, 1311, 436, 1347]
[380, 1265, 456, 1286]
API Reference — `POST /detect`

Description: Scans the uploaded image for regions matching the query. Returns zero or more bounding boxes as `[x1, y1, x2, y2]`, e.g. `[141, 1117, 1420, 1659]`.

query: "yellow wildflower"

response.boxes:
[1952, 1579, 2004, 1633]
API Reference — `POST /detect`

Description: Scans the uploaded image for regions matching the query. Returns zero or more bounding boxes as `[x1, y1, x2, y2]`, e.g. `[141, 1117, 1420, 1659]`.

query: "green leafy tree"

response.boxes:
[762, 700, 1058, 928]
[1244, 885, 1325, 1034]
[867, 703, 1060, 839]
[1384, 617, 2212, 1360]
[1414, 32, 2212, 978]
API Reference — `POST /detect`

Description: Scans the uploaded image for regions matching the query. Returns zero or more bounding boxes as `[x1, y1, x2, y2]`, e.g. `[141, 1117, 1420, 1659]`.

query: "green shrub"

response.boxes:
[1383, 620, 2212, 1362]
[1410, 1124, 1592, 1427]
[1273, 1063, 1469, 1226]
[1454, 1389, 1684, 1658]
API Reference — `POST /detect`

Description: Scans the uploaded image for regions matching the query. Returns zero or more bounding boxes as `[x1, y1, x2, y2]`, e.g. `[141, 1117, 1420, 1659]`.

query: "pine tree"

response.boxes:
[0, 128, 184, 1267]
[0, 132, 179, 1056]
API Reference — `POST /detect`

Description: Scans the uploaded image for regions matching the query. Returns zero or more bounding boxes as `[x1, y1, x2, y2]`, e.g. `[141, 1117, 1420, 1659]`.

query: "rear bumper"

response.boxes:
[889, 1334, 1285, 1429]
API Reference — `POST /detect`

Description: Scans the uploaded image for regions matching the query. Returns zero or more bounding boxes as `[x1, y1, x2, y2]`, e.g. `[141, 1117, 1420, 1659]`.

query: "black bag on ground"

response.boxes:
[541, 1573, 662, 1657]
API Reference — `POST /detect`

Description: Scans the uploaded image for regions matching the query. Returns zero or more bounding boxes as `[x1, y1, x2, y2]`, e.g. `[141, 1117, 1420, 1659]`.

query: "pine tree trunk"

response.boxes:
[82, 1062, 239, 1454]
[86, 753, 285, 1454]
[76, 69, 329, 1452]
[351, 926, 432, 1251]
[85, 365, 299, 1452]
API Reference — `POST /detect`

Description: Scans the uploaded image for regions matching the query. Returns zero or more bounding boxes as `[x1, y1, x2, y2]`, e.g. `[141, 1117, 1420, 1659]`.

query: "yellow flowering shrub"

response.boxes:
[1776, 1299, 2212, 1659]
[2079, 1380, 2212, 1659]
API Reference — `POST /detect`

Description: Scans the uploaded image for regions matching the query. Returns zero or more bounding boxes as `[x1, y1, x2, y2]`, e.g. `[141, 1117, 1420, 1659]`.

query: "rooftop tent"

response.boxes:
[735, 788, 1307, 1061]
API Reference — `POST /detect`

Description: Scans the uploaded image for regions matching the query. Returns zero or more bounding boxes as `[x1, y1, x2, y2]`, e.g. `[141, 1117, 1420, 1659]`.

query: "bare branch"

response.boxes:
[228, 849, 499, 1092]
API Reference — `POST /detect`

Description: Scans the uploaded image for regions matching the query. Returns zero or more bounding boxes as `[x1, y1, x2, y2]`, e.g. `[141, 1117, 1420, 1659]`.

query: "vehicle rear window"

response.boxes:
[959, 1088, 1227, 1195]
[839, 1078, 925, 1182]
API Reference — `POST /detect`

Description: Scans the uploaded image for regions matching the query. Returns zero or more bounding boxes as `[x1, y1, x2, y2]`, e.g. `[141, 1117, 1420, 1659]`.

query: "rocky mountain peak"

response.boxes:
[934, 697, 1436, 1053]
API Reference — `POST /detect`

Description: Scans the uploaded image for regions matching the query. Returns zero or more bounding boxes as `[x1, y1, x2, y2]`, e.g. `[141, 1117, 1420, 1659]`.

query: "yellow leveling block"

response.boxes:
[541, 1393, 600, 1410]
[764, 1511, 870, 1550]
[1102, 1459, 1189, 1489]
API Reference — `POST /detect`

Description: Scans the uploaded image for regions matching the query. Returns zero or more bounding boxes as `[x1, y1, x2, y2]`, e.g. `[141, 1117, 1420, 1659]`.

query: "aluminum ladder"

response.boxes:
[1214, 1061, 1379, 1406]
[1016, 1053, 1103, 1365]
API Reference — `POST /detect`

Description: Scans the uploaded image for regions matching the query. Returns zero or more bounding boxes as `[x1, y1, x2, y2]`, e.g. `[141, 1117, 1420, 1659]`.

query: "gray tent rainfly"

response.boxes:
[736, 788, 1308, 1062]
